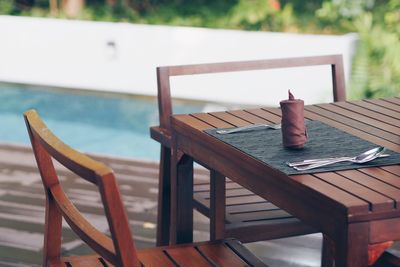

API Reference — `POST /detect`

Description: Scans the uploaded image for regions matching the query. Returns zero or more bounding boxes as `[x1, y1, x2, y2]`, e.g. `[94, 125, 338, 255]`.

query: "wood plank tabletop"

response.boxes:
[170, 97, 400, 266]
[172, 97, 400, 221]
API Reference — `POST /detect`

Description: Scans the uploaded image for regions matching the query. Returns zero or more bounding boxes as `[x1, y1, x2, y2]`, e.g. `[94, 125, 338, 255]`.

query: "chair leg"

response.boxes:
[368, 241, 395, 266]
[372, 251, 400, 267]
[42, 194, 63, 265]
[321, 234, 334, 267]
[156, 146, 171, 246]
[210, 170, 225, 241]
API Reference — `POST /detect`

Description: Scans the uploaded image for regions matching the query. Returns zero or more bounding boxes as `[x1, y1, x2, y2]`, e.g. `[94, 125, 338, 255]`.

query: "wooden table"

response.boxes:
[169, 97, 400, 266]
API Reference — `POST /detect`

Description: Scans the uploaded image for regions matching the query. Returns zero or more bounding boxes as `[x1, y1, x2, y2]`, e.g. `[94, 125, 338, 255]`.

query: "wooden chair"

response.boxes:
[150, 55, 346, 261]
[24, 109, 268, 267]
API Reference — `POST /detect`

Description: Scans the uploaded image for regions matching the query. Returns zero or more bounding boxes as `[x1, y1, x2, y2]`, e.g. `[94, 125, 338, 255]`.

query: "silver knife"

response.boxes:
[286, 154, 390, 167]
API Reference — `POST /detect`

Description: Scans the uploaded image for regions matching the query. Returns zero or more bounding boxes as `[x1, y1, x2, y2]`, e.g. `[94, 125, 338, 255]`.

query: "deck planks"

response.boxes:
[0, 143, 330, 267]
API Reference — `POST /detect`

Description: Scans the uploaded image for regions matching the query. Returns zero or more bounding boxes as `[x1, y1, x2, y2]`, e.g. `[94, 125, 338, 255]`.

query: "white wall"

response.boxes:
[0, 16, 357, 106]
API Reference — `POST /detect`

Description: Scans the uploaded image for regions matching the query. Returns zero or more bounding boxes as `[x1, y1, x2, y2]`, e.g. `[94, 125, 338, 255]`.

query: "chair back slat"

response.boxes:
[50, 184, 117, 263]
[156, 54, 346, 135]
[24, 110, 110, 185]
[166, 54, 341, 76]
[24, 109, 141, 267]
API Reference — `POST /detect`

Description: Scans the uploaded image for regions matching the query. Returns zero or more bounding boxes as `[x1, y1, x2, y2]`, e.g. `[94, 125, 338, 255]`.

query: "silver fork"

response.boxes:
[287, 154, 390, 167]
[216, 123, 281, 134]
[293, 147, 386, 171]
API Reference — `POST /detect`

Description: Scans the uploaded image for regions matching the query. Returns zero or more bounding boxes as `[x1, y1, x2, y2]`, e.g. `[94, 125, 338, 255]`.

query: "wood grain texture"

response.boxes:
[25, 110, 268, 267]
[25, 110, 140, 267]
[367, 99, 400, 112]
[170, 98, 400, 266]
[154, 55, 347, 252]
[351, 99, 400, 119]
[333, 102, 400, 128]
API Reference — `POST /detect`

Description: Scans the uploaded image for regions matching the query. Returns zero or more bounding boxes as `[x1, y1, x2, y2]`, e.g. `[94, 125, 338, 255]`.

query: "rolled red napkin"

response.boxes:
[280, 90, 307, 149]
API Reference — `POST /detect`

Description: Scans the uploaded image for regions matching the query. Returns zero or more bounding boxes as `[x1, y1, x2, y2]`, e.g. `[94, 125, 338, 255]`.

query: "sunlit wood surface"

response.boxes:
[1, 143, 399, 267]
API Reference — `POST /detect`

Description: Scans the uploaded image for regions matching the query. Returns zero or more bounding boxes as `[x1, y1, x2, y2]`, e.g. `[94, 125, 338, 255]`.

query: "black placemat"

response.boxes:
[205, 121, 400, 175]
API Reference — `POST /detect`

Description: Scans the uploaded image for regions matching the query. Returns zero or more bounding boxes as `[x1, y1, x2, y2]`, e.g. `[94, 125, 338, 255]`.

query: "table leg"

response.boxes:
[321, 234, 334, 267]
[334, 222, 369, 267]
[210, 170, 225, 240]
[170, 149, 194, 245]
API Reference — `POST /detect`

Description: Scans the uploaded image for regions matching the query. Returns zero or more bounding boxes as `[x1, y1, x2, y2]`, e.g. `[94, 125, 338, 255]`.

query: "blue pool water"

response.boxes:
[0, 84, 207, 160]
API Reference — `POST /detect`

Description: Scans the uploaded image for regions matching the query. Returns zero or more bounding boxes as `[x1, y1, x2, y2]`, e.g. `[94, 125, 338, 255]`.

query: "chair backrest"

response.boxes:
[156, 54, 346, 137]
[24, 109, 140, 267]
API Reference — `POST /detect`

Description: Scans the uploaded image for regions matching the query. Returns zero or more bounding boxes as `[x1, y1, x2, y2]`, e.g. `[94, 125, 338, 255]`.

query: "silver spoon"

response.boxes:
[216, 123, 281, 134]
[287, 153, 390, 167]
[293, 147, 386, 171]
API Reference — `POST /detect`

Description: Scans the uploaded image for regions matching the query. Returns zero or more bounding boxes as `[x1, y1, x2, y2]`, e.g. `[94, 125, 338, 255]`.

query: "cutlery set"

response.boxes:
[216, 125, 389, 171]
[287, 147, 388, 171]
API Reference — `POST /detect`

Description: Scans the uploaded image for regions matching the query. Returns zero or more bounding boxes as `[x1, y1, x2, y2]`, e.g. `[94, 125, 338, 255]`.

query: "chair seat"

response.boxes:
[139, 239, 266, 267]
[53, 239, 267, 267]
[193, 179, 317, 242]
[51, 255, 111, 267]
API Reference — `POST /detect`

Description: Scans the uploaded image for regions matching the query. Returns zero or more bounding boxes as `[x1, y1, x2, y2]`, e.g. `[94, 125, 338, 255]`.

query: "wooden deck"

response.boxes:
[3, 142, 397, 266]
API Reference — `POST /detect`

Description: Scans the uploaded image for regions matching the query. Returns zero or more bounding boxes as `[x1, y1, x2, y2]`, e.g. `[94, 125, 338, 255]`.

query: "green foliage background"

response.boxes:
[1, 0, 399, 99]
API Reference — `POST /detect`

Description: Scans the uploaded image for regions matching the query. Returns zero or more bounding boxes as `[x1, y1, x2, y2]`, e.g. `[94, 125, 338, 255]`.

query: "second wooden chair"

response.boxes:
[150, 55, 346, 265]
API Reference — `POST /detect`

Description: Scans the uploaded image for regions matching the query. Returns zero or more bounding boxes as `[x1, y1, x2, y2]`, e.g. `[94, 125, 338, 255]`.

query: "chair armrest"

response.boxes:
[150, 126, 172, 147]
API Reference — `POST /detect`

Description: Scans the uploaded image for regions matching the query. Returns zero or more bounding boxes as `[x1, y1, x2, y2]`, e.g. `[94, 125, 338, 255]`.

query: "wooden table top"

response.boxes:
[169, 97, 400, 266]
[171, 97, 400, 226]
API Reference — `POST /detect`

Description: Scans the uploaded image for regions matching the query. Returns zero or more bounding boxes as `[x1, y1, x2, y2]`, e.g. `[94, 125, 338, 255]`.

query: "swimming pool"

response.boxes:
[0, 84, 209, 160]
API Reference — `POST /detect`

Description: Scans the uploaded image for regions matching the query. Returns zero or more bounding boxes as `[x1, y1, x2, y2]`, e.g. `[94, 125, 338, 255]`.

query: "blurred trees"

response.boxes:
[315, 0, 400, 99]
[1, 0, 399, 99]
